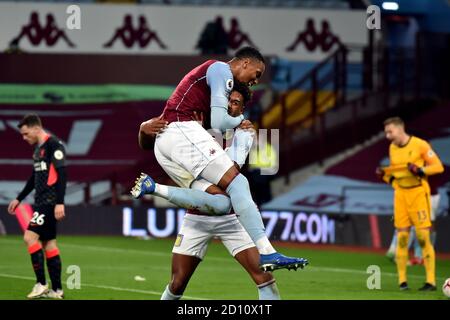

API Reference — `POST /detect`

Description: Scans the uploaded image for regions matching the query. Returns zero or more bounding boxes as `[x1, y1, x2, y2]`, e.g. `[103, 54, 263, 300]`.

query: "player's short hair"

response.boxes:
[383, 117, 404, 128]
[18, 113, 42, 129]
[234, 46, 265, 64]
[232, 80, 252, 105]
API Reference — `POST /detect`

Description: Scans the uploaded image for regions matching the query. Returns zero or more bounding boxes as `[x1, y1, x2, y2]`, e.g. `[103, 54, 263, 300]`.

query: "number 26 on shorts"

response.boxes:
[30, 212, 45, 225]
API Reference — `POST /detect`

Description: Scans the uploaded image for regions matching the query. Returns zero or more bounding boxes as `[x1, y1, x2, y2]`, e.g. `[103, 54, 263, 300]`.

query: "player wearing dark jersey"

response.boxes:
[7, 114, 67, 299]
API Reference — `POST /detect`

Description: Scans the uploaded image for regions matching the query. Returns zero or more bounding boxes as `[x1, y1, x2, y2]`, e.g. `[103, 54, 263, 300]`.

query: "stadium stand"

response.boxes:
[0, 0, 366, 9]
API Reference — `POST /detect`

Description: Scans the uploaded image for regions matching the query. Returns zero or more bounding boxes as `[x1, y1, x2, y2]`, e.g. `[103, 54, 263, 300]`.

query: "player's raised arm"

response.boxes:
[207, 62, 244, 132]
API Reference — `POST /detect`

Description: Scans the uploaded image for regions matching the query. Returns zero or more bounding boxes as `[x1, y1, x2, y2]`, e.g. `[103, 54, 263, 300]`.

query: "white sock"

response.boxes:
[258, 279, 281, 300]
[160, 285, 182, 300]
[255, 237, 276, 255]
[387, 231, 397, 254]
[154, 184, 169, 198]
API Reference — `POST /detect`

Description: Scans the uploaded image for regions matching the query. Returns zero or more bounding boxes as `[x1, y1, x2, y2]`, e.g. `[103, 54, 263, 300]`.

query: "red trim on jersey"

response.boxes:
[47, 163, 58, 186]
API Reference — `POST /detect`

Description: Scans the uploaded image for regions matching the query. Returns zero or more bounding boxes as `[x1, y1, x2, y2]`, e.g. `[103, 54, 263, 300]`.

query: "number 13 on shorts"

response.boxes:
[417, 210, 427, 222]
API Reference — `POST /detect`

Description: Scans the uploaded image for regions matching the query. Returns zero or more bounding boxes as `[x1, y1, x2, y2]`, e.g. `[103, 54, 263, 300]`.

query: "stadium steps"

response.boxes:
[262, 89, 336, 129]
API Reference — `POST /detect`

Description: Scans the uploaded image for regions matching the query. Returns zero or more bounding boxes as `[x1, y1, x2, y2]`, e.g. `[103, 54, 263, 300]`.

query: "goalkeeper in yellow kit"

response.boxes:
[376, 117, 444, 291]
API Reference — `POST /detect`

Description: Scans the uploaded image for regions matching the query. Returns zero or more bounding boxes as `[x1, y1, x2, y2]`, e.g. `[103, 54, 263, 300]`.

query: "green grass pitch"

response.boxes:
[0, 235, 449, 300]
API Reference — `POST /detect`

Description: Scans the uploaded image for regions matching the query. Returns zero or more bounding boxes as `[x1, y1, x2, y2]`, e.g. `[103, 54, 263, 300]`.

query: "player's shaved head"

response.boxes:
[234, 46, 265, 64]
[230, 47, 265, 87]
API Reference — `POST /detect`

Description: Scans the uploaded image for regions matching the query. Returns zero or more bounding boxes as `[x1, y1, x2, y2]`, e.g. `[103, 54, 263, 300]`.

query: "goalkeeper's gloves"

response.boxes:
[375, 167, 385, 179]
[407, 163, 425, 177]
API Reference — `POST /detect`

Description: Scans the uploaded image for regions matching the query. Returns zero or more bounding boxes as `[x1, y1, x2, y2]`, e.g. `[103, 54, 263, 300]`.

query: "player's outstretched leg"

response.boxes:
[201, 162, 309, 272]
[132, 172, 308, 271]
[225, 173, 308, 271]
[131, 173, 231, 215]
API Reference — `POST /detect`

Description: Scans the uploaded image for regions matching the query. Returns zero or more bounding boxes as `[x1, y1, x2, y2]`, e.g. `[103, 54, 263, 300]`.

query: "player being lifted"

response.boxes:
[7, 114, 67, 299]
[140, 83, 282, 299]
[132, 46, 308, 272]
[376, 117, 444, 291]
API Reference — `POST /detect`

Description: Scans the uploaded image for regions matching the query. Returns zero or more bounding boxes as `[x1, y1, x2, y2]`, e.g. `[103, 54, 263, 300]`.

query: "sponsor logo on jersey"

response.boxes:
[34, 161, 48, 171]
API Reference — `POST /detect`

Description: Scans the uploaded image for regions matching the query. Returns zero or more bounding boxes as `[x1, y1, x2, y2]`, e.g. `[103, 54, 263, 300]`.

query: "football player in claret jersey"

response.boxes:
[7, 114, 67, 299]
[376, 117, 444, 291]
[135, 83, 283, 300]
[134, 47, 308, 275]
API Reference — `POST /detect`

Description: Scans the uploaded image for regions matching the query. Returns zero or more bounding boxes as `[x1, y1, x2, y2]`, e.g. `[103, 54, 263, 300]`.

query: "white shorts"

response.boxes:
[172, 213, 255, 260]
[154, 121, 234, 188]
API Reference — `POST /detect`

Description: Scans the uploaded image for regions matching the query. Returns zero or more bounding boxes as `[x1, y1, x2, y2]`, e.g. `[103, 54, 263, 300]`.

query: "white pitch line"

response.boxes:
[0, 239, 229, 262]
[0, 273, 207, 300]
[1, 239, 447, 281]
[307, 266, 447, 281]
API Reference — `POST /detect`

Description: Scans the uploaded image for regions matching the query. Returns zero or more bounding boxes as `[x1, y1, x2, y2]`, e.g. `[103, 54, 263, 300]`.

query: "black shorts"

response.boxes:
[27, 205, 57, 241]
